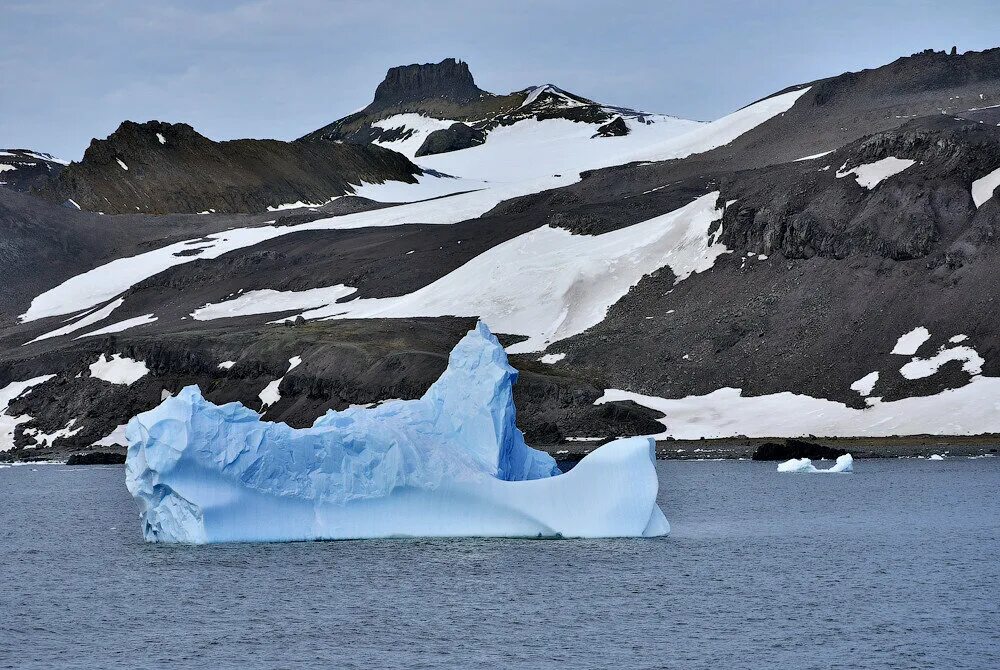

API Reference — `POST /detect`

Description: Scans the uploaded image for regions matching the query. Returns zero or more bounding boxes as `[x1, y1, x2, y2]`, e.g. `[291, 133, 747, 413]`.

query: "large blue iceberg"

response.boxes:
[125, 322, 668, 542]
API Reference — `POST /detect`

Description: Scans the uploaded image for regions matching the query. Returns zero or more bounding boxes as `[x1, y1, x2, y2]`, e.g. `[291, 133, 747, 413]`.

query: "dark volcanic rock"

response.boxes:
[751, 439, 848, 461]
[371, 58, 485, 110]
[66, 451, 126, 465]
[0, 149, 66, 193]
[415, 123, 486, 157]
[35, 121, 421, 214]
[592, 117, 629, 138]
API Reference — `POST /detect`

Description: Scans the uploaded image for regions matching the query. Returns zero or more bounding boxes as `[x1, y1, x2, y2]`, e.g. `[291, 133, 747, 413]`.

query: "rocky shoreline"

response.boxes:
[4, 434, 999, 465]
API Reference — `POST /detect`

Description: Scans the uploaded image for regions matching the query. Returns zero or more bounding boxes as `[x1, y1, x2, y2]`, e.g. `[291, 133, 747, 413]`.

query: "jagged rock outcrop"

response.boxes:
[415, 122, 486, 156]
[35, 121, 421, 214]
[370, 58, 485, 110]
[0, 150, 66, 194]
[593, 117, 629, 138]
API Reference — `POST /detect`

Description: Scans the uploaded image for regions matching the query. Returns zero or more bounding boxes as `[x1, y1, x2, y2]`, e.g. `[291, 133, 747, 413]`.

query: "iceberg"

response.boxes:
[125, 321, 668, 543]
[776, 454, 854, 473]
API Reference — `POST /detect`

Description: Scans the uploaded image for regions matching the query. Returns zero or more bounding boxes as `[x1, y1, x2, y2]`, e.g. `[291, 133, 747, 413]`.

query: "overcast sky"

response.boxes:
[3, 0, 998, 159]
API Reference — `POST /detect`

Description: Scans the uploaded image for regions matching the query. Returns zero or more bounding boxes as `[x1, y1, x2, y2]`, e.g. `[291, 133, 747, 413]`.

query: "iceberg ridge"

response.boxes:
[125, 321, 668, 542]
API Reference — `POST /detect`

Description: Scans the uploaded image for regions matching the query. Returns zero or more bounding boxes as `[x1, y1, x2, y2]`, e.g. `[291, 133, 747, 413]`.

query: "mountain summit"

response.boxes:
[370, 58, 486, 110]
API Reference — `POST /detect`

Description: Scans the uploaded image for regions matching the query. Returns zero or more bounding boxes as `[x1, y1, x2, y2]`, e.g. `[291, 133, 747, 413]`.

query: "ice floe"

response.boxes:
[777, 454, 853, 473]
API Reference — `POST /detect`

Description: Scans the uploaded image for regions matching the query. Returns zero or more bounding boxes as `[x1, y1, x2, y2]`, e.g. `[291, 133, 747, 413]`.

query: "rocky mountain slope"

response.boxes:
[3, 48, 1000, 462]
[33, 121, 421, 214]
[0, 150, 68, 193]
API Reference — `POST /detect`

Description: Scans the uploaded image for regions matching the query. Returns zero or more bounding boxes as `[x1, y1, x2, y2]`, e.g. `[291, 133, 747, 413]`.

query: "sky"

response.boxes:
[2, 0, 998, 159]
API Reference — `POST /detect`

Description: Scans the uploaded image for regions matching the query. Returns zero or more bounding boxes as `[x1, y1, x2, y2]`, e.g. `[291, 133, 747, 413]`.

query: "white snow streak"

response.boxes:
[193, 286, 356, 321]
[971, 166, 1000, 207]
[0, 376, 54, 452]
[850, 371, 879, 396]
[77, 314, 157, 338]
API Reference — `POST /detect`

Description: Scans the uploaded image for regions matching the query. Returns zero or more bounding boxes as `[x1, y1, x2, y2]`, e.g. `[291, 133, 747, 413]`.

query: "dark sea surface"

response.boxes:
[1, 458, 997, 670]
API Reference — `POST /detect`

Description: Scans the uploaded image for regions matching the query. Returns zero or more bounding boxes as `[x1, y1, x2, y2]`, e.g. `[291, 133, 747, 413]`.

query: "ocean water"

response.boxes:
[1, 458, 997, 670]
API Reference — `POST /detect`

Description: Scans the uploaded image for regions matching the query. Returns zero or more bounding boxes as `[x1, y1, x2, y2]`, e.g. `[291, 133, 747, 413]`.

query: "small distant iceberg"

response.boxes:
[777, 454, 854, 473]
[928, 454, 945, 461]
[125, 321, 668, 543]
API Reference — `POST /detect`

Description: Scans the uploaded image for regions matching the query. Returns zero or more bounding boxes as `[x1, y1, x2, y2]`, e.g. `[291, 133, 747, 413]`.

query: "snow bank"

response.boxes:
[125, 322, 667, 543]
[777, 454, 853, 473]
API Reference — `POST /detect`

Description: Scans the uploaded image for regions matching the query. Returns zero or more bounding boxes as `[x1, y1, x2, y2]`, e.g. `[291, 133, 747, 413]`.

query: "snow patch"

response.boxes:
[891, 327, 930, 355]
[596, 374, 1000, 438]
[88, 354, 148, 385]
[24, 419, 83, 448]
[116, 158, 129, 171]
[193, 285, 356, 321]
[900, 345, 983, 379]
[26, 298, 125, 344]
[1, 376, 54, 452]
[77, 314, 157, 338]
[850, 372, 879, 396]
[258, 356, 302, 409]
[928, 454, 945, 460]
[794, 150, 834, 162]
[217, 361, 236, 370]
[971, 166, 1000, 207]
[836, 157, 915, 189]
[539, 353, 566, 364]
[282, 193, 727, 353]
[156, 133, 166, 145]
[93, 423, 128, 447]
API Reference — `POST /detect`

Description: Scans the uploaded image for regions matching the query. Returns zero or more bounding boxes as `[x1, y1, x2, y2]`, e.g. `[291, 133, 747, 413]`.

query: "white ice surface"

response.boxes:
[597, 374, 1000, 438]
[371, 114, 459, 157]
[125, 322, 667, 542]
[88, 353, 149, 385]
[217, 361, 236, 370]
[539, 353, 566, 364]
[116, 159, 129, 171]
[891, 327, 930, 355]
[0, 376, 54, 452]
[836, 157, 915, 189]
[928, 454, 945, 460]
[777, 454, 853, 473]
[971, 166, 1000, 207]
[156, 133, 166, 145]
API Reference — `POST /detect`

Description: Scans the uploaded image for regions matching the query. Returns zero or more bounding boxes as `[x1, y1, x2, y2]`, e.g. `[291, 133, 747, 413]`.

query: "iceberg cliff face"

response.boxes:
[125, 322, 667, 543]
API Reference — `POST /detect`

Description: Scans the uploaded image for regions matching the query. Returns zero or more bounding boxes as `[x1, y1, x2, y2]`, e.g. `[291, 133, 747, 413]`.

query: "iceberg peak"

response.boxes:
[125, 321, 666, 542]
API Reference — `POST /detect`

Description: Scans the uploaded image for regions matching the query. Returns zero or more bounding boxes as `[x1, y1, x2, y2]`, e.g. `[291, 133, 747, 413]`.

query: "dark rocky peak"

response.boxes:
[809, 46, 1000, 106]
[80, 120, 202, 162]
[370, 58, 486, 110]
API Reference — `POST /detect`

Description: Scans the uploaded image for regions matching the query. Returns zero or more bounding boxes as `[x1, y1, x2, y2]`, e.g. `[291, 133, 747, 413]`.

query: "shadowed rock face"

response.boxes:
[0, 150, 66, 194]
[34, 120, 420, 215]
[415, 123, 486, 157]
[371, 58, 485, 110]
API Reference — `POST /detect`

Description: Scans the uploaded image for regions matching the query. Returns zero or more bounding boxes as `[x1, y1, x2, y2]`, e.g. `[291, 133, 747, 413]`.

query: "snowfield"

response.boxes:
[185, 192, 727, 353]
[20, 88, 806, 327]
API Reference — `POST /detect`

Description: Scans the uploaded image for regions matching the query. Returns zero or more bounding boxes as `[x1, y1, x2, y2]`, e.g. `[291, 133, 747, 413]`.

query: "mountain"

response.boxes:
[0, 149, 69, 193]
[32, 121, 421, 215]
[3, 48, 1000, 462]
[301, 58, 683, 160]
